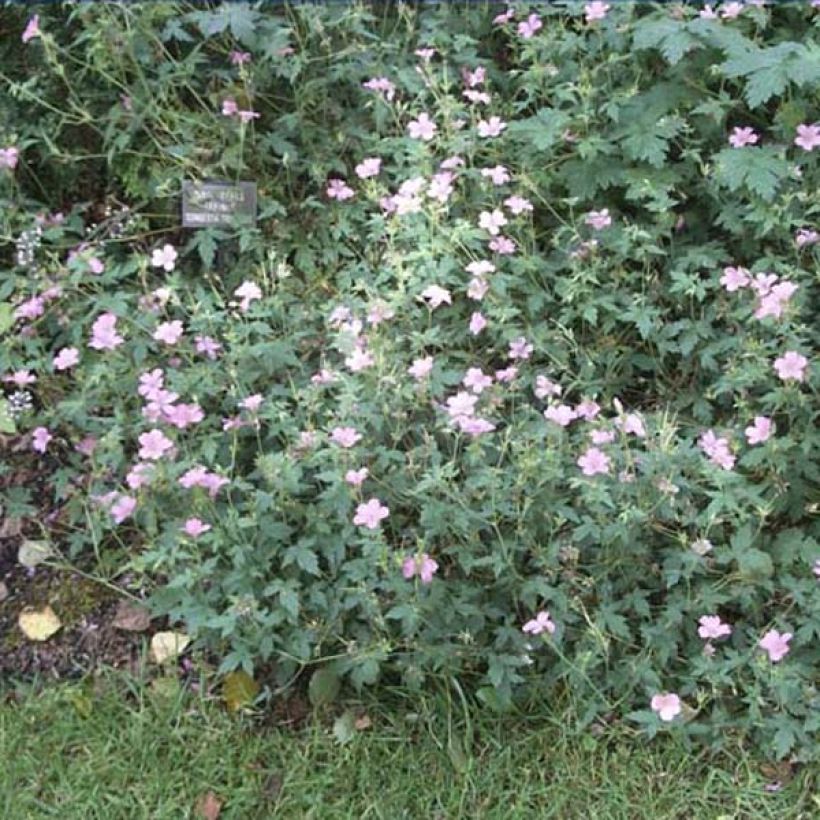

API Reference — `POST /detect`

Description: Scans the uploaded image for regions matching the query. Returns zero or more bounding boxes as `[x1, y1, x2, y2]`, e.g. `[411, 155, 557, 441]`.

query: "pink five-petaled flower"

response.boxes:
[110, 494, 137, 525]
[585, 1, 610, 22]
[345, 467, 369, 487]
[794, 123, 820, 151]
[345, 347, 374, 372]
[446, 391, 478, 420]
[544, 404, 577, 427]
[89, 312, 124, 351]
[773, 351, 808, 383]
[522, 611, 556, 635]
[796, 228, 819, 248]
[745, 416, 773, 445]
[481, 165, 510, 185]
[758, 629, 792, 663]
[353, 498, 389, 530]
[720, 265, 750, 292]
[408, 356, 434, 380]
[126, 462, 154, 490]
[402, 553, 439, 584]
[505, 195, 533, 215]
[165, 403, 204, 430]
[234, 280, 262, 312]
[585, 209, 612, 230]
[650, 693, 682, 722]
[153, 320, 184, 345]
[4, 369, 36, 387]
[363, 77, 395, 101]
[755, 281, 798, 321]
[53, 347, 79, 371]
[508, 337, 533, 360]
[407, 113, 437, 141]
[137, 429, 174, 461]
[577, 446, 611, 476]
[327, 179, 354, 201]
[477, 116, 507, 138]
[355, 157, 381, 179]
[195, 335, 222, 359]
[517, 13, 542, 38]
[421, 285, 452, 309]
[230, 50, 251, 65]
[463, 368, 493, 394]
[151, 244, 177, 272]
[698, 615, 732, 640]
[222, 98, 238, 117]
[330, 426, 362, 448]
[469, 312, 487, 335]
[237, 110, 260, 123]
[22, 15, 40, 43]
[0, 147, 19, 170]
[728, 127, 759, 148]
[183, 517, 211, 537]
[698, 429, 735, 470]
[240, 394, 263, 413]
[32, 426, 52, 453]
[479, 209, 507, 235]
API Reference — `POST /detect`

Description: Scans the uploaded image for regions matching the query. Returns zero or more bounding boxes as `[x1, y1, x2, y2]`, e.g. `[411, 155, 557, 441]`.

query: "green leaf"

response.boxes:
[308, 667, 340, 708]
[0, 399, 16, 434]
[0, 303, 13, 336]
[632, 19, 700, 65]
[712, 147, 790, 201]
[332, 710, 356, 746]
[506, 107, 569, 152]
[737, 549, 774, 581]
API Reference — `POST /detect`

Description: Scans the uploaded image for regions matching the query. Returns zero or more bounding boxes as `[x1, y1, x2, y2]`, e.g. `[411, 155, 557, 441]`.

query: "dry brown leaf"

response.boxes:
[18, 605, 62, 641]
[354, 714, 372, 731]
[0, 516, 23, 538]
[222, 669, 260, 713]
[195, 790, 222, 820]
[112, 600, 151, 632]
[149, 631, 191, 664]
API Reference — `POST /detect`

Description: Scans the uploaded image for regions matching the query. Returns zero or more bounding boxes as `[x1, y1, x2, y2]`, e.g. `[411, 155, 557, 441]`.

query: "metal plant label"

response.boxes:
[182, 180, 257, 228]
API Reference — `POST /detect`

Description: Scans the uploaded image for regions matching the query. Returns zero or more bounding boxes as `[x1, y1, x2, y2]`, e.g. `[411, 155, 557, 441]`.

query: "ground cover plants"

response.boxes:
[1, 0, 818, 770]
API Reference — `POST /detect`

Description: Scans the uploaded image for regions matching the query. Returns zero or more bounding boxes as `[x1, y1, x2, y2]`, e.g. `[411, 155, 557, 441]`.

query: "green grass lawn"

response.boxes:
[1, 673, 816, 819]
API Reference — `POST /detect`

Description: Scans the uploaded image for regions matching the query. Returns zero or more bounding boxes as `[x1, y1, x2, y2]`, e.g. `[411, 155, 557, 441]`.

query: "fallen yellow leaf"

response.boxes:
[222, 670, 260, 713]
[150, 631, 191, 664]
[18, 605, 62, 641]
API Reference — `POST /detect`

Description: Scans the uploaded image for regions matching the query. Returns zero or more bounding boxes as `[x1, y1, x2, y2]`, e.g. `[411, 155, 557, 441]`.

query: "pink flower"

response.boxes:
[493, 8, 515, 25]
[402, 553, 439, 584]
[773, 351, 808, 382]
[508, 337, 533, 360]
[585, 209, 612, 230]
[477, 116, 507, 138]
[796, 228, 819, 247]
[466, 260, 496, 277]
[463, 89, 491, 105]
[456, 416, 496, 436]
[574, 400, 601, 421]
[469, 312, 487, 335]
[591, 429, 616, 445]
[414, 47, 436, 61]
[22, 15, 40, 43]
[620, 413, 646, 438]
[362, 77, 395, 101]
[794, 123, 820, 151]
[517, 13, 542, 38]
[240, 394, 263, 413]
[700, 4, 718, 18]
[138, 369, 164, 400]
[758, 629, 792, 663]
[428, 172, 455, 203]
[698, 430, 735, 470]
[463, 66, 486, 88]
[585, 1, 610, 22]
[355, 157, 381, 179]
[504, 195, 533, 215]
[534, 375, 561, 399]
[234, 280, 262, 312]
[138, 429, 175, 461]
[467, 277, 489, 300]
[353, 498, 389, 529]
[698, 615, 732, 640]
[153, 320, 184, 345]
[126, 462, 154, 490]
[75, 436, 97, 456]
[151, 244, 178, 272]
[408, 356, 434, 380]
[164, 403, 203, 429]
[183, 517, 211, 537]
[446, 392, 478, 421]
[495, 366, 518, 383]
[0, 147, 19, 170]
[222, 98, 239, 117]
[229, 50, 251, 66]
[327, 179, 355, 201]
[331, 426, 362, 448]
[544, 404, 577, 427]
[345, 347, 375, 372]
[728, 127, 759, 148]
[480, 165, 510, 185]
[421, 285, 452, 309]
[720, 266, 750, 292]
[89, 312, 124, 351]
[489, 236, 516, 255]
[237, 110, 260, 123]
[440, 155, 465, 170]
[745, 416, 773, 445]
[754, 281, 798, 320]
[32, 426, 52, 453]
[720, 0, 744, 17]
[311, 368, 338, 386]
[14, 296, 45, 321]
[345, 467, 369, 487]
[577, 447, 611, 476]
[750, 272, 778, 296]
[110, 494, 137, 525]
[407, 113, 437, 141]
[522, 611, 556, 635]
[463, 368, 493, 394]
[53, 347, 79, 371]
[650, 693, 681, 722]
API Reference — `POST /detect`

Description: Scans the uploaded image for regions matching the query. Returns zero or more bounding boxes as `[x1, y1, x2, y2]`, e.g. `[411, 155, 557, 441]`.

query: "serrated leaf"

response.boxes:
[712, 147, 789, 201]
[308, 666, 340, 707]
[632, 19, 700, 65]
[737, 549, 774, 581]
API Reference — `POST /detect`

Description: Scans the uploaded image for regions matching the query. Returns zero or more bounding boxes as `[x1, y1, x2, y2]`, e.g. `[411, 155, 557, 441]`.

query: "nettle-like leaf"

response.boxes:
[506, 107, 569, 152]
[711, 146, 791, 201]
[632, 18, 701, 65]
[719, 42, 820, 108]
